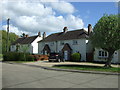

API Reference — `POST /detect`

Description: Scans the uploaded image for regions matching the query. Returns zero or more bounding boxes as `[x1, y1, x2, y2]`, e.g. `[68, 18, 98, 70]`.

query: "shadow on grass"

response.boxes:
[53, 64, 104, 69]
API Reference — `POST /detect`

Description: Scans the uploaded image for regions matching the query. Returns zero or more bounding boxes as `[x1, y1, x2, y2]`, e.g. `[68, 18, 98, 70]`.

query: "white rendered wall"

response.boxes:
[94, 48, 119, 63]
[38, 38, 87, 61]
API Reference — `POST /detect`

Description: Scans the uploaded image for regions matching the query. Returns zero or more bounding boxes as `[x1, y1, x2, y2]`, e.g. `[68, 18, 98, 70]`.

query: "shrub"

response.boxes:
[3, 52, 34, 61]
[71, 52, 81, 62]
[0, 54, 3, 59]
[3, 52, 17, 61]
[26, 55, 34, 61]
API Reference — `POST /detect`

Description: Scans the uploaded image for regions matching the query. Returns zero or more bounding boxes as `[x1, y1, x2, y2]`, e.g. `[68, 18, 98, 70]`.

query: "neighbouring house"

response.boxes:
[10, 32, 42, 54]
[38, 24, 93, 61]
[94, 48, 120, 64]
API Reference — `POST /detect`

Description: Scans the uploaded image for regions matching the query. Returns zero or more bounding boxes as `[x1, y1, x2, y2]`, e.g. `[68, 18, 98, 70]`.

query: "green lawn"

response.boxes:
[53, 65, 120, 73]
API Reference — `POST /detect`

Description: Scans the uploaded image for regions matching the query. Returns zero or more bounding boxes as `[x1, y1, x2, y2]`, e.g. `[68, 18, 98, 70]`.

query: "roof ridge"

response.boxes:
[50, 29, 86, 35]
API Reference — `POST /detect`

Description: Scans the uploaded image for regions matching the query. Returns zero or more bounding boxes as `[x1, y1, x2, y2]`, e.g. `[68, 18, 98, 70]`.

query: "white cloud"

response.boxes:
[66, 15, 84, 29]
[50, 1, 75, 14]
[2, 24, 29, 36]
[2, 0, 85, 36]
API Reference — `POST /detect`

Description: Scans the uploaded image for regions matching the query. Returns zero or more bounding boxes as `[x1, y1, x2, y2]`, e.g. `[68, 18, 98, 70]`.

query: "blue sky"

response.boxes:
[71, 2, 118, 27]
[1, 1, 118, 36]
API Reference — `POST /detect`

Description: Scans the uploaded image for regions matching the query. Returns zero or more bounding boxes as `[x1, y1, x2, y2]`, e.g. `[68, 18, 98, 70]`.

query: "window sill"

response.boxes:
[98, 56, 108, 59]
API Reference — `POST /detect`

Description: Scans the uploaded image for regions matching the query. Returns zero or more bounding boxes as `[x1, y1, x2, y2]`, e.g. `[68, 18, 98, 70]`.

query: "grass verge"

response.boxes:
[53, 65, 120, 73]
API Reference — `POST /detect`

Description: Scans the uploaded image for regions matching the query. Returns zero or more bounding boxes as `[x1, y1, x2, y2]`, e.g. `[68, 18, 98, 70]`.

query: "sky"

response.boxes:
[0, 0, 118, 36]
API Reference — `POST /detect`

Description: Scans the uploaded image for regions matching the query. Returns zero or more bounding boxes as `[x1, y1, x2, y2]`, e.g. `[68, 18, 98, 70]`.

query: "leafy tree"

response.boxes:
[90, 14, 120, 67]
[1, 30, 18, 54]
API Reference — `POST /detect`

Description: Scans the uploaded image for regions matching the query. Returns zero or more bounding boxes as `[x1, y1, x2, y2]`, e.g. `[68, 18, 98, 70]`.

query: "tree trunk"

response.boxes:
[104, 51, 114, 68]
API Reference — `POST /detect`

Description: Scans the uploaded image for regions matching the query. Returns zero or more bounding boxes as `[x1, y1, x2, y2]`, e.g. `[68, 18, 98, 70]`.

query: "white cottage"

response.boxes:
[38, 24, 93, 61]
[11, 32, 42, 54]
[94, 48, 120, 64]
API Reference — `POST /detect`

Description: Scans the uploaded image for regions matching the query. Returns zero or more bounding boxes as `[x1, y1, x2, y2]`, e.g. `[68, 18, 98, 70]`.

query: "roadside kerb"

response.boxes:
[3, 61, 120, 75]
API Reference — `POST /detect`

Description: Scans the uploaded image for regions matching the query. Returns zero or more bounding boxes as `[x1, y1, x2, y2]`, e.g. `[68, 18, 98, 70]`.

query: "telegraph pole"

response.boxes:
[6, 18, 10, 52]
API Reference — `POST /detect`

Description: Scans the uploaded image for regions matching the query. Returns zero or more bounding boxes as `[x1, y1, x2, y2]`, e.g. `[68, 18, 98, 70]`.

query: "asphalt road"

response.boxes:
[2, 63, 119, 88]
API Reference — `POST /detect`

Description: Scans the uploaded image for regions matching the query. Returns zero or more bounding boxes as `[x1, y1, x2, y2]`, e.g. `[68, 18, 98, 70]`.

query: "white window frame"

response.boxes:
[60, 41, 64, 45]
[73, 40, 78, 45]
[50, 42, 54, 46]
[98, 50, 108, 58]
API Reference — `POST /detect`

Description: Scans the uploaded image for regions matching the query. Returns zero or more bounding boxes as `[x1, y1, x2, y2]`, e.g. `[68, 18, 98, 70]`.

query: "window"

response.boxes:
[60, 41, 64, 45]
[114, 52, 117, 54]
[98, 51, 108, 58]
[73, 40, 78, 45]
[50, 42, 54, 46]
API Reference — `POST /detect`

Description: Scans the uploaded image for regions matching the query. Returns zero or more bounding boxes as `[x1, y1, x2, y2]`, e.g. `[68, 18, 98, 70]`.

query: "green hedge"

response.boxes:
[0, 54, 3, 59]
[71, 52, 81, 62]
[3, 52, 34, 61]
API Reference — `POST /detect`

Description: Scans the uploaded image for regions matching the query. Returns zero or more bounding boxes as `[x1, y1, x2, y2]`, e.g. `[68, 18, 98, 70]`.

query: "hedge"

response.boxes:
[3, 52, 34, 61]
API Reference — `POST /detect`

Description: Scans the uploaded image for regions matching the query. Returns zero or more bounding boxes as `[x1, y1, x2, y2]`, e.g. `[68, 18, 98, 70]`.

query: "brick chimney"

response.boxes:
[88, 24, 92, 35]
[25, 34, 29, 37]
[43, 32, 46, 39]
[38, 32, 41, 37]
[63, 27, 68, 33]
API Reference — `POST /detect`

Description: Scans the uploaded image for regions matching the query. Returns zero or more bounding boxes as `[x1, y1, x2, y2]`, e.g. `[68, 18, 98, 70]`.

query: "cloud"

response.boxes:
[2, 0, 85, 36]
[50, 1, 75, 14]
[2, 24, 29, 36]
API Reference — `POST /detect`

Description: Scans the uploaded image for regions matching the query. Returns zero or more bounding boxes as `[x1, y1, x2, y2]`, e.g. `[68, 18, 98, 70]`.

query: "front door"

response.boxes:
[45, 50, 47, 55]
[64, 51, 68, 60]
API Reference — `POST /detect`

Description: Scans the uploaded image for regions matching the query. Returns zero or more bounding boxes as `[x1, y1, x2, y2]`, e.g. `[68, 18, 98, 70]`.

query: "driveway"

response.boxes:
[24, 60, 119, 68]
[2, 62, 119, 88]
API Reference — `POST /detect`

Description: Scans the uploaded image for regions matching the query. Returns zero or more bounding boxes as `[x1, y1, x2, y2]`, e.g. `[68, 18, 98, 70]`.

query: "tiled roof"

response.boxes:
[40, 29, 88, 42]
[12, 35, 38, 45]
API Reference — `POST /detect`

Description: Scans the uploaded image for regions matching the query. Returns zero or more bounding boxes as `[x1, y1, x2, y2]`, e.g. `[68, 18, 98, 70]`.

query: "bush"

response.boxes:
[3, 52, 35, 61]
[71, 53, 81, 62]
[0, 54, 3, 59]
[26, 55, 34, 61]
[3, 52, 17, 61]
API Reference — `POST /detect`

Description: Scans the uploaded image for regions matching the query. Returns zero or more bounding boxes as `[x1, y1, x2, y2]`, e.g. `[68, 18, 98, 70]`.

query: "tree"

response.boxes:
[90, 14, 120, 67]
[20, 45, 29, 61]
[1, 30, 18, 54]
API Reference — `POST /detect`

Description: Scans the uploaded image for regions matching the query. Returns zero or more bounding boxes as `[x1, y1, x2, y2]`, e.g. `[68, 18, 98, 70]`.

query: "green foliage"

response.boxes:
[90, 14, 120, 67]
[0, 54, 3, 59]
[1, 30, 18, 54]
[26, 55, 34, 61]
[71, 53, 81, 62]
[0, 31, 2, 54]
[90, 14, 120, 51]
[3, 52, 34, 61]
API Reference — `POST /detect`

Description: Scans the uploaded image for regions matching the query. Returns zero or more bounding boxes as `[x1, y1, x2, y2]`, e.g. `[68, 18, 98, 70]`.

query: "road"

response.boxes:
[2, 63, 119, 88]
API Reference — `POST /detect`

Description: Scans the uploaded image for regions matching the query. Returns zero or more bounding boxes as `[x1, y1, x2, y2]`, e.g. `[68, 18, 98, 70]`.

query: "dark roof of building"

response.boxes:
[39, 29, 88, 42]
[12, 35, 38, 45]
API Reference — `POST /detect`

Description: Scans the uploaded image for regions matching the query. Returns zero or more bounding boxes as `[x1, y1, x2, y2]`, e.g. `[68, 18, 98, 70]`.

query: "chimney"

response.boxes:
[43, 32, 46, 39]
[25, 34, 29, 37]
[63, 27, 68, 33]
[88, 24, 92, 35]
[22, 33, 26, 37]
[38, 32, 41, 37]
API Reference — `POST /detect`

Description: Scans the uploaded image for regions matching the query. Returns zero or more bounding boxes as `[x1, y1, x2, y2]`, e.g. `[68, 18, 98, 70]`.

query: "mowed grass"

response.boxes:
[53, 65, 120, 73]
